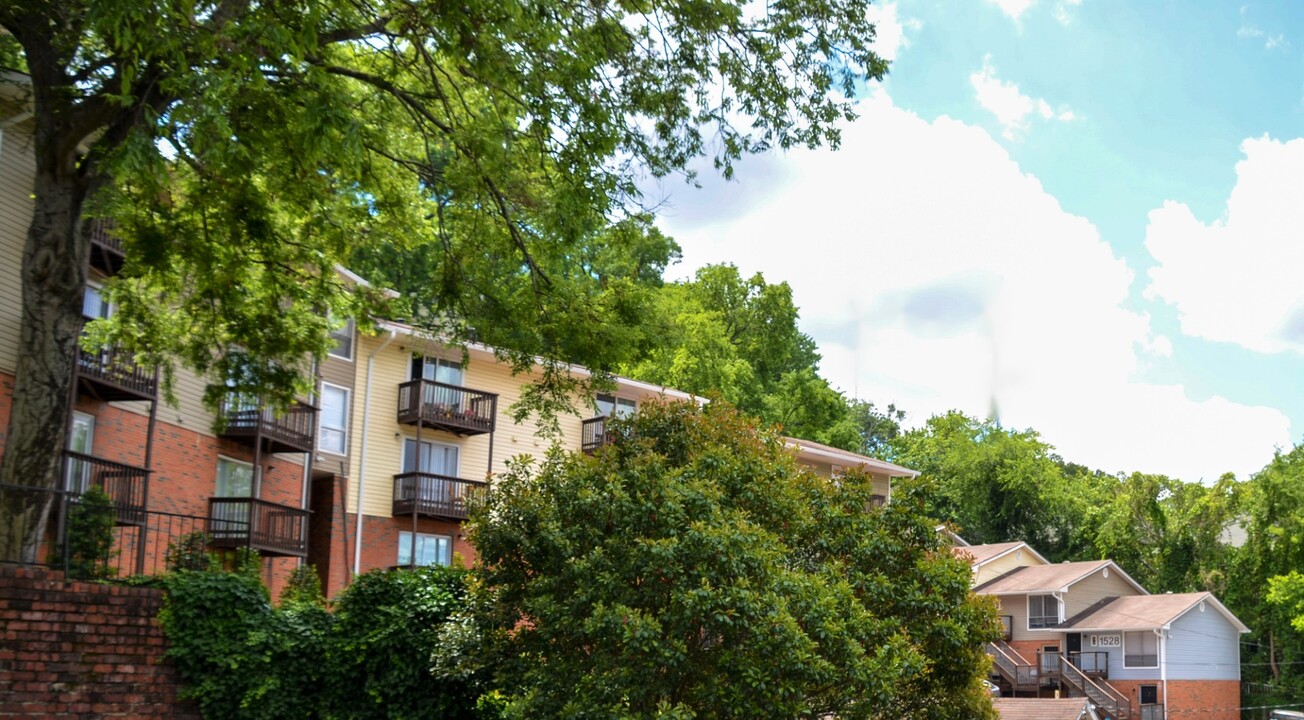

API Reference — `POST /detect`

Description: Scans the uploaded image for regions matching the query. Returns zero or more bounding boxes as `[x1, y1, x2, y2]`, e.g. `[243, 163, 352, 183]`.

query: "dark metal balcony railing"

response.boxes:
[581, 415, 610, 454]
[63, 451, 148, 526]
[77, 341, 157, 401]
[207, 497, 308, 557]
[396, 380, 496, 436]
[87, 218, 126, 276]
[1069, 650, 1110, 677]
[219, 396, 317, 454]
[392, 472, 487, 521]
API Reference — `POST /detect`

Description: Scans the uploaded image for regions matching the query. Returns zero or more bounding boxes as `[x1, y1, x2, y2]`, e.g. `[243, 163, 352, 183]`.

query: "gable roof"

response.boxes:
[993, 698, 1098, 720]
[1059, 592, 1250, 633]
[953, 541, 1049, 568]
[974, 560, 1148, 596]
[783, 436, 918, 478]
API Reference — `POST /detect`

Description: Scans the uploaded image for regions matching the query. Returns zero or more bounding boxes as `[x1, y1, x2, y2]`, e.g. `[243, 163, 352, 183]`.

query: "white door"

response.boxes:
[65, 412, 95, 493]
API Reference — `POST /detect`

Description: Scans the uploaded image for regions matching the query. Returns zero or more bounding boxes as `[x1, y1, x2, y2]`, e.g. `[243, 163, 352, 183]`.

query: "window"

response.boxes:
[412, 356, 464, 385]
[398, 531, 452, 567]
[1139, 685, 1158, 706]
[328, 317, 355, 360]
[596, 394, 636, 418]
[65, 412, 95, 493]
[318, 384, 349, 455]
[1124, 630, 1159, 668]
[82, 282, 113, 320]
[216, 457, 254, 497]
[1027, 594, 1061, 629]
[403, 439, 459, 477]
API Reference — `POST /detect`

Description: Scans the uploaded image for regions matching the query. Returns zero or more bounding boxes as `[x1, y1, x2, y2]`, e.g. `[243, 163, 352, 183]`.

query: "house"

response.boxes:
[0, 104, 916, 596]
[954, 534, 1248, 720]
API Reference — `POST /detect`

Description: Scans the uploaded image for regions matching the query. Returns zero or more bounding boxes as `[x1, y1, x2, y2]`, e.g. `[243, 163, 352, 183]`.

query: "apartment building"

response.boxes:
[0, 102, 916, 596]
[953, 537, 1248, 720]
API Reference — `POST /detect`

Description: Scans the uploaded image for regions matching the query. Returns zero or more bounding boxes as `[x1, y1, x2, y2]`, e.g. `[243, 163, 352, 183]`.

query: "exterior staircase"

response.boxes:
[986, 641, 1039, 696]
[1053, 653, 1132, 720]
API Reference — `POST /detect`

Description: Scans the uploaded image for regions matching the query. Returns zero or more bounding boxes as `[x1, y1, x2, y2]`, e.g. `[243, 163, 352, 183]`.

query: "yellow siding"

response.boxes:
[0, 124, 35, 375]
[974, 547, 1048, 586]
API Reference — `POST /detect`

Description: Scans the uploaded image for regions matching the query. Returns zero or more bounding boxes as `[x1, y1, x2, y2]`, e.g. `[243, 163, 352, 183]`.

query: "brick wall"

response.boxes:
[0, 566, 199, 718]
[1166, 679, 1240, 720]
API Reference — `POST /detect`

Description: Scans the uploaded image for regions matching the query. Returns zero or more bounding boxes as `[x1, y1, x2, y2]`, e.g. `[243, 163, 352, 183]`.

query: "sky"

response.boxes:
[651, 0, 1304, 483]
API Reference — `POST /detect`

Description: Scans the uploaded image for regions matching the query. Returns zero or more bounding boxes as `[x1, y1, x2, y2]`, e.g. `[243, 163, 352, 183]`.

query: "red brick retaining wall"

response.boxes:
[0, 566, 198, 718]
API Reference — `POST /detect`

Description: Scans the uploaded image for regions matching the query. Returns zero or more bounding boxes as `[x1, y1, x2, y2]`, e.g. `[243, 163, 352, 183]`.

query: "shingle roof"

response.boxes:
[783, 436, 918, 478]
[1059, 592, 1250, 633]
[974, 560, 1117, 594]
[993, 698, 1095, 720]
[953, 542, 1027, 565]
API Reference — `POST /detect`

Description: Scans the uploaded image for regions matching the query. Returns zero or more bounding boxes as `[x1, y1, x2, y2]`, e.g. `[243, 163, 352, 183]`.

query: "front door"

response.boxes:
[1066, 633, 1082, 654]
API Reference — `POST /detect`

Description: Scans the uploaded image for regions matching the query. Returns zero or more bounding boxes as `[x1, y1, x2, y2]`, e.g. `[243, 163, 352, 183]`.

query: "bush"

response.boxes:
[160, 563, 492, 720]
[52, 486, 118, 580]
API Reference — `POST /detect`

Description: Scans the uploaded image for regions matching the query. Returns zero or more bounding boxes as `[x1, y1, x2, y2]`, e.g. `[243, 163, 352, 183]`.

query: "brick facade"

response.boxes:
[1165, 679, 1240, 720]
[0, 566, 199, 718]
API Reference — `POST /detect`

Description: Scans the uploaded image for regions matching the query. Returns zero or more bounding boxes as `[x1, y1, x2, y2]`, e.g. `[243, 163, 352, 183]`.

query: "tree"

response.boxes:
[890, 411, 1082, 558]
[0, 0, 889, 561]
[463, 401, 1000, 719]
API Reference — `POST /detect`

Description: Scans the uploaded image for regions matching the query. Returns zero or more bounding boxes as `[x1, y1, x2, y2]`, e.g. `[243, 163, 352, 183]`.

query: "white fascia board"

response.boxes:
[786, 441, 919, 478]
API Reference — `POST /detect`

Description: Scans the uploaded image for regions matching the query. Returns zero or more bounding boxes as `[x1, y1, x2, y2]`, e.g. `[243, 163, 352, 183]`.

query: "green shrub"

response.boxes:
[52, 486, 118, 580]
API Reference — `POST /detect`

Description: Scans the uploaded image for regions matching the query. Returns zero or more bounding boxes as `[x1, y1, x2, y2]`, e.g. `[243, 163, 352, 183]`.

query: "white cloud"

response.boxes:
[1145, 136, 1304, 355]
[658, 91, 1290, 482]
[1238, 7, 1288, 50]
[865, 2, 921, 63]
[1053, 0, 1082, 26]
[987, 0, 1036, 22]
[970, 57, 1076, 139]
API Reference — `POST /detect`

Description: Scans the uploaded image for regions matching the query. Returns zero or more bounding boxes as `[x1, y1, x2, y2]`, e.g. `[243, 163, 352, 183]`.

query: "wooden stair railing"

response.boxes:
[1059, 655, 1132, 720]
[985, 642, 1039, 693]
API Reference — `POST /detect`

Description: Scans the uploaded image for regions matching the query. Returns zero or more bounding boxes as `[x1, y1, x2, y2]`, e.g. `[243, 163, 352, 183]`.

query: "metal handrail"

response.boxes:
[1060, 655, 1131, 719]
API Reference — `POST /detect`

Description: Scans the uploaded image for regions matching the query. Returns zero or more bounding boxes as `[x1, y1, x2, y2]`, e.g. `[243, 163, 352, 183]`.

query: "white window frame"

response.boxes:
[397, 531, 453, 567]
[82, 280, 114, 320]
[317, 383, 350, 456]
[1027, 594, 1061, 630]
[596, 393, 637, 418]
[65, 412, 96, 493]
[216, 456, 255, 498]
[1123, 630, 1160, 669]
[327, 317, 355, 361]
[402, 437, 461, 477]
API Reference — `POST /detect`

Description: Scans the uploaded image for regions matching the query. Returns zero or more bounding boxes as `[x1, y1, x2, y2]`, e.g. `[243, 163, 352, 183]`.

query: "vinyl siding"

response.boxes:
[0, 123, 35, 375]
[1167, 603, 1241, 680]
[804, 460, 891, 498]
[975, 547, 1046, 586]
[1065, 568, 1144, 616]
[1080, 632, 1161, 682]
[1000, 567, 1142, 642]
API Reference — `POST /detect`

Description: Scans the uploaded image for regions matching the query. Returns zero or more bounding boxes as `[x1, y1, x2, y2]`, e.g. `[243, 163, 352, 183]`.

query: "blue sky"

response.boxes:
[655, 0, 1304, 481]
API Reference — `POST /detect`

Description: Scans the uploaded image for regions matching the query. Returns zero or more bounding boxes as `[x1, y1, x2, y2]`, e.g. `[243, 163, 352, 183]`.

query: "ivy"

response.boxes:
[159, 563, 494, 720]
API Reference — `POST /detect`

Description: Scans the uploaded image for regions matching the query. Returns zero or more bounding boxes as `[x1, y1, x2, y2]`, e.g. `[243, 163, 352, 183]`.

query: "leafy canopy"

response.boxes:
[464, 401, 1000, 720]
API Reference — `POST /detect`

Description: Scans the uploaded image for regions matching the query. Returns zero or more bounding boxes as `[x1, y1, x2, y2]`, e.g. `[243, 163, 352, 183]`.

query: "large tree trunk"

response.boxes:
[0, 117, 94, 563]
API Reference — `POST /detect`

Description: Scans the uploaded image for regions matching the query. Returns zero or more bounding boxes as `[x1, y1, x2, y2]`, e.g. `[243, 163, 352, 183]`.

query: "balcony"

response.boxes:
[87, 218, 126, 276]
[218, 397, 317, 454]
[581, 415, 612, 454]
[1139, 704, 1164, 720]
[396, 380, 496, 436]
[76, 340, 157, 402]
[64, 451, 148, 526]
[1068, 651, 1110, 678]
[392, 472, 487, 521]
[207, 497, 309, 557]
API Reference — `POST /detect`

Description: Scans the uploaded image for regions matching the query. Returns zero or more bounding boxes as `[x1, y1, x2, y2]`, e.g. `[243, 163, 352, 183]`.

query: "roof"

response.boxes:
[993, 698, 1098, 720]
[974, 560, 1148, 596]
[1059, 592, 1250, 633]
[783, 436, 919, 478]
[952, 541, 1046, 567]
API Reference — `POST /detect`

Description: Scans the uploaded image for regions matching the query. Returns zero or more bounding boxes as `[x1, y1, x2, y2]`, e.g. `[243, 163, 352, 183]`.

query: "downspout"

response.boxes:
[353, 329, 398, 575]
[298, 360, 319, 568]
[1158, 627, 1167, 719]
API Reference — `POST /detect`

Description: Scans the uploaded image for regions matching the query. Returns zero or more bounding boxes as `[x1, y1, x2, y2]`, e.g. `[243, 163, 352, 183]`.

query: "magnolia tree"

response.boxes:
[0, 0, 889, 562]
[459, 402, 1000, 719]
